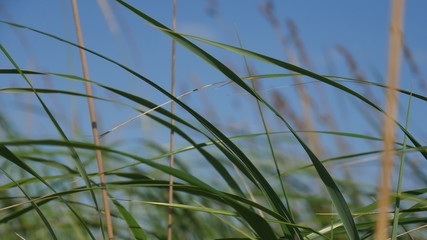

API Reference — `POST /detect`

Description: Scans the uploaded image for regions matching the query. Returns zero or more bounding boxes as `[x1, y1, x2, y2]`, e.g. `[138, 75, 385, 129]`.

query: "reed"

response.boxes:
[375, 0, 405, 239]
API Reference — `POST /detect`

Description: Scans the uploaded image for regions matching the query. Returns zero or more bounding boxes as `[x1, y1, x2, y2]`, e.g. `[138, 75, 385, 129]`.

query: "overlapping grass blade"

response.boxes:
[111, 197, 147, 240]
[0, 148, 96, 239]
[157, 29, 426, 162]
[0, 168, 57, 239]
[0, 30, 298, 236]
[0, 70, 246, 196]
[1, 139, 278, 239]
[0, 45, 101, 219]
[111, 2, 359, 238]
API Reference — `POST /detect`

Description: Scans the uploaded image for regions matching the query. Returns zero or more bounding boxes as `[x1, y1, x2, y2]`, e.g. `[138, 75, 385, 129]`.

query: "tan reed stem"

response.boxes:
[167, 0, 177, 239]
[70, 0, 114, 239]
[375, 0, 405, 239]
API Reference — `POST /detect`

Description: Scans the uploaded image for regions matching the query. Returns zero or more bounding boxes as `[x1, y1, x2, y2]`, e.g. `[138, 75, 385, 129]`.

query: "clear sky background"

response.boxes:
[1, 1, 427, 185]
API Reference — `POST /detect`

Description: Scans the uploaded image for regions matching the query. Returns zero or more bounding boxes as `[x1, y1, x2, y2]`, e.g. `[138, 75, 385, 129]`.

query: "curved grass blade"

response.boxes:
[305, 187, 427, 238]
[0, 145, 96, 239]
[109, 3, 359, 238]
[0, 45, 102, 232]
[112, 198, 329, 239]
[111, 197, 147, 240]
[240, 73, 427, 103]
[159, 29, 426, 162]
[0, 18, 374, 238]
[95, 86, 298, 238]
[0, 70, 246, 196]
[4, 63, 298, 236]
[0, 173, 328, 239]
[1, 139, 279, 239]
[236, 29, 290, 221]
[0, 168, 57, 239]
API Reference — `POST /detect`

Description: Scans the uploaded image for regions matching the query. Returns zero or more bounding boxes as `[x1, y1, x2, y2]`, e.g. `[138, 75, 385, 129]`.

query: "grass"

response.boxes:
[0, 1, 426, 239]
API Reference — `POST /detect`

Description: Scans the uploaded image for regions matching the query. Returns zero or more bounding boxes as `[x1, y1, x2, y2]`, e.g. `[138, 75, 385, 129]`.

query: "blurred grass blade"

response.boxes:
[0, 168, 57, 239]
[111, 197, 147, 240]
[0, 145, 55, 190]
[376, 0, 405, 237]
[1, 139, 279, 239]
[0, 45, 97, 240]
[0, 145, 96, 239]
[0, 44, 101, 219]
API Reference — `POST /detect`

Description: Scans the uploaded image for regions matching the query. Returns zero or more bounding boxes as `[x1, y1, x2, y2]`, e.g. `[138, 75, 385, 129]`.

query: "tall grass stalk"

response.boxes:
[167, 0, 177, 239]
[375, 0, 405, 239]
[391, 90, 412, 239]
[260, 5, 322, 156]
[70, 0, 114, 238]
[235, 29, 286, 218]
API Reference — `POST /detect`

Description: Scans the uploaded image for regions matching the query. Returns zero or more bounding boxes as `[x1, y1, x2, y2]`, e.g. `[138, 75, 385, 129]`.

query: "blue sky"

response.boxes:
[1, 0, 426, 181]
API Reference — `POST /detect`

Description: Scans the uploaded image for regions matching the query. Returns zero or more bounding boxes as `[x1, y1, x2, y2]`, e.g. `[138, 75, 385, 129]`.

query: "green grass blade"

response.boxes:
[111, 3, 358, 238]
[391, 89, 413, 239]
[151, 28, 426, 162]
[0, 45, 101, 217]
[0, 168, 57, 239]
[0, 145, 96, 239]
[1, 139, 279, 239]
[0, 69, 246, 196]
[236, 29, 291, 220]
[111, 197, 147, 240]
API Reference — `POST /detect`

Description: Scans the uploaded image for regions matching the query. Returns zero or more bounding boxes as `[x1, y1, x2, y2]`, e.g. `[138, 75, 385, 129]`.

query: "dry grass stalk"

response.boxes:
[375, 0, 405, 239]
[387, 224, 427, 240]
[287, 51, 322, 156]
[336, 45, 378, 103]
[272, 91, 302, 130]
[402, 43, 426, 91]
[259, 2, 322, 157]
[288, 19, 353, 158]
[205, 0, 219, 18]
[286, 20, 312, 68]
[95, 0, 118, 33]
[70, 0, 114, 239]
[167, 0, 177, 239]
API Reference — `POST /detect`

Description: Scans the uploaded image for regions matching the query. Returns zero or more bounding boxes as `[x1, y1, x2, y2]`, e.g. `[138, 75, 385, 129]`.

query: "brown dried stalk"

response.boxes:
[259, 2, 323, 157]
[70, 0, 114, 239]
[375, 0, 405, 239]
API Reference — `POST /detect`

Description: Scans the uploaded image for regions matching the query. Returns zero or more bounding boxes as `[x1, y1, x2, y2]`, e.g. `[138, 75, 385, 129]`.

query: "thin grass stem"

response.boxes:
[167, 1, 177, 239]
[70, 0, 114, 239]
[391, 89, 412, 239]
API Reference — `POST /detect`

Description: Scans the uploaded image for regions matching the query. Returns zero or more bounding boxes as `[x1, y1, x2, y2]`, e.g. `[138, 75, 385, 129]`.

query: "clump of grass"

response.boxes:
[0, 1, 426, 239]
